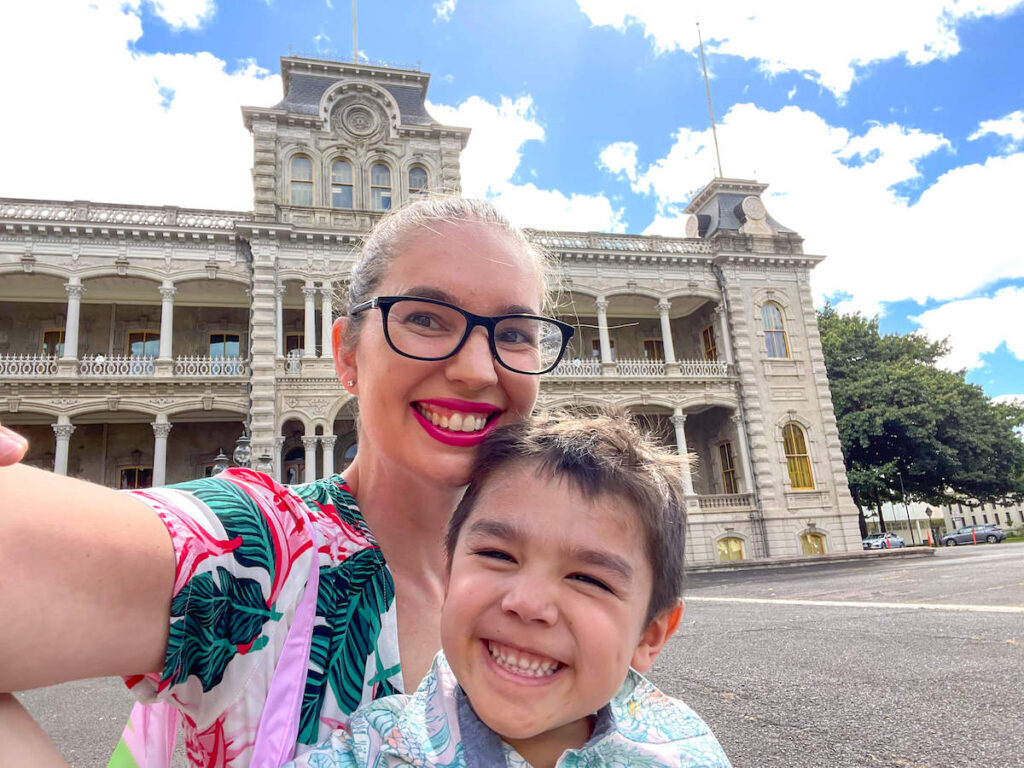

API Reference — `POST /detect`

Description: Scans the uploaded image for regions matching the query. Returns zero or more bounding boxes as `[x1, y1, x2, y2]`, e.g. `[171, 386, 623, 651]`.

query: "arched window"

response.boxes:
[408, 166, 428, 196]
[718, 442, 738, 494]
[783, 423, 814, 489]
[717, 536, 744, 562]
[331, 160, 353, 209]
[370, 163, 392, 210]
[761, 301, 790, 358]
[290, 155, 313, 206]
[800, 532, 826, 555]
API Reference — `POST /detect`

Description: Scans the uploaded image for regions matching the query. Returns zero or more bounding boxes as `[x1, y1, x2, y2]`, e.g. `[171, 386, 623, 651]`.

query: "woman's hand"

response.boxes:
[0, 423, 28, 465]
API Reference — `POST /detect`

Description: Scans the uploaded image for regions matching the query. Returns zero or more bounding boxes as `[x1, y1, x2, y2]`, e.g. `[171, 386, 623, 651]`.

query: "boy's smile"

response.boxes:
[441, 460, 676, 764]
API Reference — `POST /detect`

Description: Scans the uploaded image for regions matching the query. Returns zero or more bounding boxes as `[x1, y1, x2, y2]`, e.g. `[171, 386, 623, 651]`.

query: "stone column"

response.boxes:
[596, 297, 613, 366]
[320, 282, 334, 360]
[670, 408, 695, 496]
[158, 281, 175, 361]
[302, 435, 318, 483]
[61, 278, 84, 363]
[303, 282, 317, 358]
[731, 414, 755, 494]
[52, 417, 75, 476]
[321, 434, 337, 479]
[151, 416, 172, 487]
[273, 435, 285, 482]
[716, 304, 734, 365]
[657, 300, 677, 364]
[276, 284, 285, 358]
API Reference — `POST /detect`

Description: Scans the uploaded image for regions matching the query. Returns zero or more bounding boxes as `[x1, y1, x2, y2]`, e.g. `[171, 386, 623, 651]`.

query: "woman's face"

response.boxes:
[336, 219, 544, 489]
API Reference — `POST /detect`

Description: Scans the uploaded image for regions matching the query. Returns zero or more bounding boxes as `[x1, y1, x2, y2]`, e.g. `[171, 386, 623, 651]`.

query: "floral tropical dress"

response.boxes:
[108, 468, 403, 768]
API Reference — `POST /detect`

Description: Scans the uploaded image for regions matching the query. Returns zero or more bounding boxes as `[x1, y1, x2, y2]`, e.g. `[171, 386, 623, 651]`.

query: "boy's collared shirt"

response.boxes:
[289, 652, 731, 767]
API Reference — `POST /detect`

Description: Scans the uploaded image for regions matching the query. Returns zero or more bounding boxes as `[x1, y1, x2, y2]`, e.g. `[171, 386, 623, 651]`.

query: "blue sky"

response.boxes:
[1, 0, 1022, 399]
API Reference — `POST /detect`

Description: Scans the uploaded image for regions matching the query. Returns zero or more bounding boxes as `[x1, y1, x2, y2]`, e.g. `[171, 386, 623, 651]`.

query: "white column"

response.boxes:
[731, 414, 755, 494]
[273, 435, 285, 482]
[276, 284, 285, 358]
[595, 297, 612, 364]
[716, 304, 734, 365]
[321, 435, 337, 478]
[52, 417, 74, 476]
[151, 416, 172, 487]
[302, 435, 318, 483]
[61, 278, 84, 361]
[657, 300, 676, 364]
[670, 408, 695, 496]
[302, 282, 317, 358]
[158, 281, 176, 361]
[320, 283, 333, 359]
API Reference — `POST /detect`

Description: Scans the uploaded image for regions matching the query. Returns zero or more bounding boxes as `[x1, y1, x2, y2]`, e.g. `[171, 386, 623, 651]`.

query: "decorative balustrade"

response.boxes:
[527, 230, 712, 255]
[78, 355, 154, 377]
[285, 350, 303, 374]
[174, 355, 247, 377]
[547, 359, 602, 377]
[0, 354, 59, 377]
[697, 493, 754, 510]
[0, 199, 245, 229]
[677, 359, 730, 377]
[614, 358, 666, 377]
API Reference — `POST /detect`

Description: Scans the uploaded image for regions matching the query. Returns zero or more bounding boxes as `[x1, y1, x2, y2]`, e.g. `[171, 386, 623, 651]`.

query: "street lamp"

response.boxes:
[210, 431, 253, 476]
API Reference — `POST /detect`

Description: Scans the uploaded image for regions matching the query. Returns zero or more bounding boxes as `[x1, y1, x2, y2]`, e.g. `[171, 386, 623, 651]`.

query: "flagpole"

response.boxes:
[697, 22, 724, 179]
[353, 0, 358, 63]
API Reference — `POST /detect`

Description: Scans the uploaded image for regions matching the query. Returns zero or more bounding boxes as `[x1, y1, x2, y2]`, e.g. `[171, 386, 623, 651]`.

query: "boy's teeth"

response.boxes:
[488, 641, 559, 678]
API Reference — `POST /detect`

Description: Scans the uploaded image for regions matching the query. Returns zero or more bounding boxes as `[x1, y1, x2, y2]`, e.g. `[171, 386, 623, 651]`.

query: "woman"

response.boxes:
[0, 197, 572, 767]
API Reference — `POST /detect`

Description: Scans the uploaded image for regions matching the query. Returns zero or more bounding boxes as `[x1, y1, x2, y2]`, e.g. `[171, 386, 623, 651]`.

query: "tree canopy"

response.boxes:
[817, 305, 1024, 517]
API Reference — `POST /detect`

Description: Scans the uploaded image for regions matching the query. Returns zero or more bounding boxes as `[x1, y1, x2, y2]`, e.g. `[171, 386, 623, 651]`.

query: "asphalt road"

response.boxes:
[16, 544, 1024, 767]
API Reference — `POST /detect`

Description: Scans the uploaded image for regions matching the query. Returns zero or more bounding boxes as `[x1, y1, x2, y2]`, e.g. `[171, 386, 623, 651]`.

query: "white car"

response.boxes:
[862, 531, 906, 549]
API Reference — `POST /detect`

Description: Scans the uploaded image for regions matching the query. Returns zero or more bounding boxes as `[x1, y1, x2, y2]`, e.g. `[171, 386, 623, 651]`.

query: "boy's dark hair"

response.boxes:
[445, 409, 688, 625]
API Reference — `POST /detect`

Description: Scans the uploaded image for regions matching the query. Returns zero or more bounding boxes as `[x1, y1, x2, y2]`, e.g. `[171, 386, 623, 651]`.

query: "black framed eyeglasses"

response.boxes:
[350, 296, 575, 375]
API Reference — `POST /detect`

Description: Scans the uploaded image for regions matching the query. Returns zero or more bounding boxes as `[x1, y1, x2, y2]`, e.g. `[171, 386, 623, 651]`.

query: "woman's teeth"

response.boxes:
[416, 404, 488, 433]
[488, 641, 560, 678]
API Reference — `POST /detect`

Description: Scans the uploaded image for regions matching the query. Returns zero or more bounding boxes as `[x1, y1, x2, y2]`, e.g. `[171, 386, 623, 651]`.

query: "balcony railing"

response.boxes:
[615, 358, 666, 377]
[174, 355, 247, 377]
[697, 493, 755, 510]
[548, 359, 603, 377]
[678, 359, 729, 377]
[79, 355, 155, 377]
[0, 354, 59, 377]
[546, 358, 731, 379]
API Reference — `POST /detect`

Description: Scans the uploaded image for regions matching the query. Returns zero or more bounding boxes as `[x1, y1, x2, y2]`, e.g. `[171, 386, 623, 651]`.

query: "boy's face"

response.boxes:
[441, 461, 680, 750]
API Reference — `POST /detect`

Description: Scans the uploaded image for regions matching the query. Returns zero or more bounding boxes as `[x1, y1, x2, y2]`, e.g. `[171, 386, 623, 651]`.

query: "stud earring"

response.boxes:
[347, 379, 355, 387]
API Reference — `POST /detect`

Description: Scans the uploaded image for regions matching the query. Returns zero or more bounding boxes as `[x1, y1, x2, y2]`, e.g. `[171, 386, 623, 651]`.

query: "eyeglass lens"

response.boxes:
[386, 299, 564, 373]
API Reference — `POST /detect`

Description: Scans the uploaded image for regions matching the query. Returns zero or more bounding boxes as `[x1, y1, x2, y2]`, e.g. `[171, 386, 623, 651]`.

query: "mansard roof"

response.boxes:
[685, 178, 796, 239]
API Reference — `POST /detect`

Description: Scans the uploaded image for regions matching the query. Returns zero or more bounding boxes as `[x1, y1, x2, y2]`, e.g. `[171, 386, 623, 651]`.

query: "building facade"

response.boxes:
[0, 55, 863, 563]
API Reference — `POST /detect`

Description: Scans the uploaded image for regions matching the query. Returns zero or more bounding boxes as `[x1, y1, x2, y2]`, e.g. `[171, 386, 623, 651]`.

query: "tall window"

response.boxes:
[717, 537, 744, 562]
[209, 333, 240, 358]
[42, 329, 65, 356]
[127, 331, 160, 358]
[370, 163, 392, 210]
[331, 160, 353, 208]
[783, 423, 814, 490]
[642, 338, 664, 360]
[761, 302, 790, 358]
[591, 338, 615, 360]
[119, 466, 153, 490]
[719, 442, 738, 494]
[702, 325, 718, 361]
[285, 334, 303, 355]
[800, 532, 826, 555]
[408, 166, 428, 196]
[290, 155, 313, 206]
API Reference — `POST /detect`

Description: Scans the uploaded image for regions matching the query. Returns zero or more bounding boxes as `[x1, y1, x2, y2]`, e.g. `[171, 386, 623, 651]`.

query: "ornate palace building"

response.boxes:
[0, 55, 862, 563]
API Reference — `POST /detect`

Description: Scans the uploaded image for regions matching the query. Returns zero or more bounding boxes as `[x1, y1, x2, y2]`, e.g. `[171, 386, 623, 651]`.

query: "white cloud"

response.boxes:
[576, 0, 1024, 96]
[0, 0, 280, 210]
[428, 96, 624, 232]
[598, 141, 639, 181]
[434, 0, 457, 22]
[969, 109, 1024, 150]
[148, 0, 216, 30]
[910, 287, 1024, 370]
[608, 102, 1024, 336]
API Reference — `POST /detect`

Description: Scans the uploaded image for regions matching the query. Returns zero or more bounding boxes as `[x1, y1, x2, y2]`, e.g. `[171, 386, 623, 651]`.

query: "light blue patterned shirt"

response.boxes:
[286, 652, 731, 767]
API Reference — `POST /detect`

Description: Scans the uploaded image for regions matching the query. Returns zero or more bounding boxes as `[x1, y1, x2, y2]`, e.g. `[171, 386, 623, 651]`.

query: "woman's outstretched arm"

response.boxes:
[0, 693, 69, 767]
[0, 463, 175, 691]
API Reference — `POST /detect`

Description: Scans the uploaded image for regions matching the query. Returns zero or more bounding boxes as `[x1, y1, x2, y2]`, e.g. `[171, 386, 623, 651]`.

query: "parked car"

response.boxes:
[941, 525, 1007, 546]
[862, 531, 906, 550]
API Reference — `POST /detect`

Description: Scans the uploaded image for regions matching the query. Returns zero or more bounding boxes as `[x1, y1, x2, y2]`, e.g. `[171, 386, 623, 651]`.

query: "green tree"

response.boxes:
[817, 305, 1024, 534]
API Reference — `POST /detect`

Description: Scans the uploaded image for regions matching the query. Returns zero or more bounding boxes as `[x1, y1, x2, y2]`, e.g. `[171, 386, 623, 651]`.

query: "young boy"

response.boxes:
[288, 410, 730, 768]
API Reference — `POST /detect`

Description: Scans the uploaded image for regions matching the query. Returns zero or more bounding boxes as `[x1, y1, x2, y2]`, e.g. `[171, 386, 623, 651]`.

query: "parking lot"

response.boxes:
[18, 544, 1024, 767]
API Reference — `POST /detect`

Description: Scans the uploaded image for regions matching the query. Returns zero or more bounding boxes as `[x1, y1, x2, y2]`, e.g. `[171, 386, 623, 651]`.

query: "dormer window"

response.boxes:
[409, 166, 428, 196]
[290, 155, 314, 206]
[331, 160, 353, 209]
[371, 163, 392, 211]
